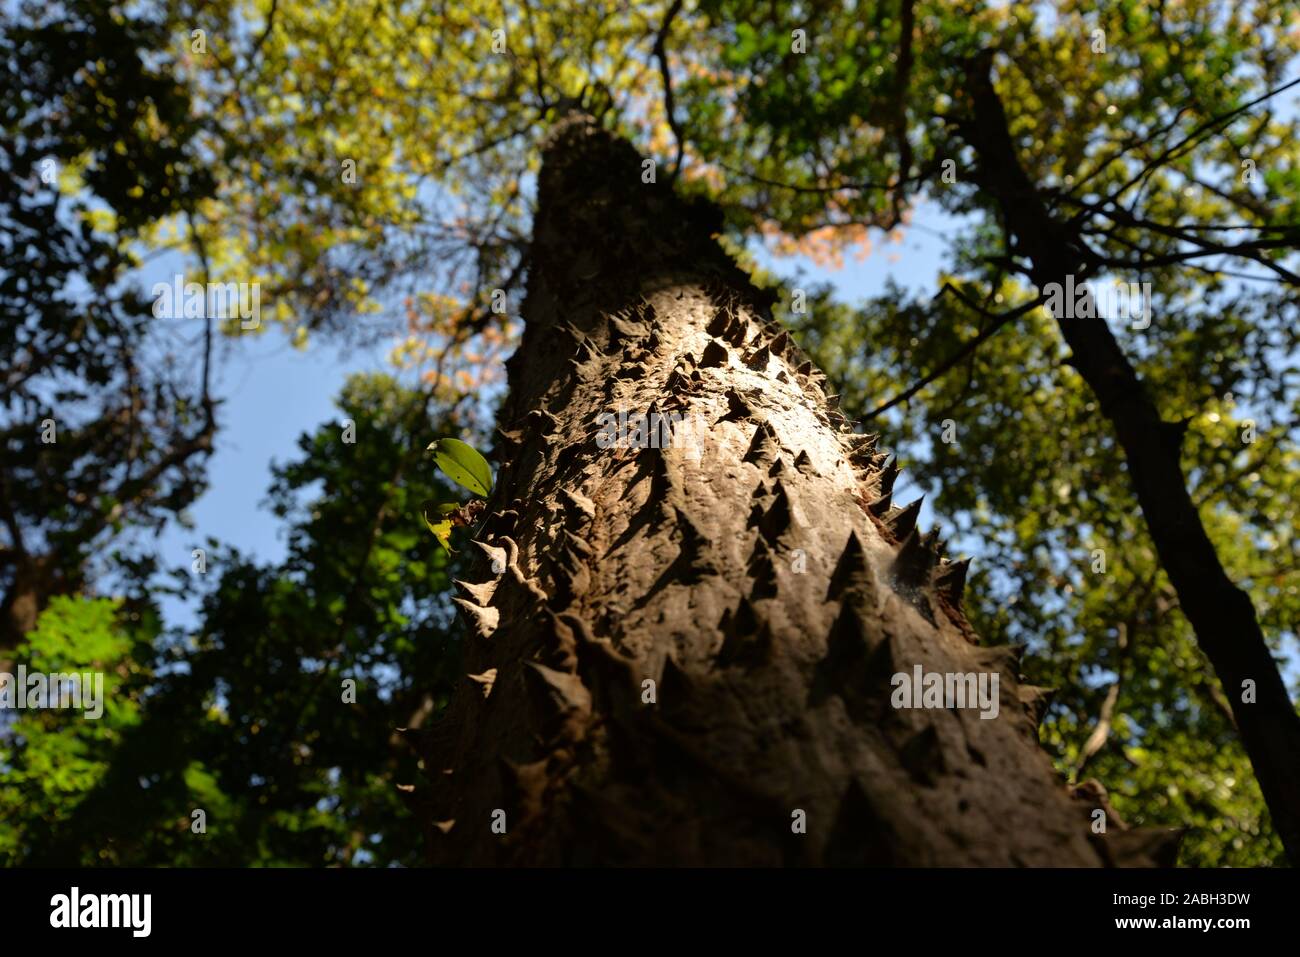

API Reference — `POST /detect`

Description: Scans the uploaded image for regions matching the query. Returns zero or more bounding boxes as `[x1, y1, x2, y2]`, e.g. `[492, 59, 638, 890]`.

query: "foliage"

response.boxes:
[2, 376, 466, 865]
[0, 596, 143, 864]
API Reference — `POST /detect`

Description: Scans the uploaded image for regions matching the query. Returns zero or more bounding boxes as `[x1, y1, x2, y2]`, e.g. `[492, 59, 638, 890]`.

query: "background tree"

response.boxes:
[0, 0, 216, 652]
[2, 375, 468, 866]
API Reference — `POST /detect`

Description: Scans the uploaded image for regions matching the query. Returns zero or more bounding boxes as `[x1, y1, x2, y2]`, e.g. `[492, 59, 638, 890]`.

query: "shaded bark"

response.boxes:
[957, 57, 1300, 864]
[409, 115, 1175, 866]
[0, 546, 73, 675]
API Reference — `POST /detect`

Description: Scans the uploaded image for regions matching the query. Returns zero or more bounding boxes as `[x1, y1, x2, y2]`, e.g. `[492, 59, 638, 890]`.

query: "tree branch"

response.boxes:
[653, 0, 685, 184]
[862, 286, 1046, 421]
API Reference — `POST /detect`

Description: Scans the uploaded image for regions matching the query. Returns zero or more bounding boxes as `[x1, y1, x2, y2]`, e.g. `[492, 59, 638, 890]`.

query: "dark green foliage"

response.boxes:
[2, 376, 467, 865]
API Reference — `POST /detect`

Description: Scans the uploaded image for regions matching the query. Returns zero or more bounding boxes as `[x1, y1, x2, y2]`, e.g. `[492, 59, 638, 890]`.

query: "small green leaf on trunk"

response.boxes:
[429, 437, 493, 497]
[421, 500, 460, 553]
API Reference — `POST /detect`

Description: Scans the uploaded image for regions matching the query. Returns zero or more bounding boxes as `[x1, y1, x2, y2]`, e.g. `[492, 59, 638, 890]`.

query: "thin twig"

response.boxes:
[653, 0, 686, 184]
[862, 286, 1046, 421]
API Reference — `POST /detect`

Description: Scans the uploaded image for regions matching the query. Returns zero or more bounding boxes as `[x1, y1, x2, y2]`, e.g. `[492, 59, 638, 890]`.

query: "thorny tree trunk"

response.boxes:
[958, 57, 1300, 865]
[404, 115, 1178, 866]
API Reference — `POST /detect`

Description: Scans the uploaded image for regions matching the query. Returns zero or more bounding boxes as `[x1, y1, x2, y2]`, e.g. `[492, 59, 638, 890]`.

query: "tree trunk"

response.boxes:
[0, 553, 61, 670]
[409, 115, 1174, 866]
[957, 56, 1300, 865]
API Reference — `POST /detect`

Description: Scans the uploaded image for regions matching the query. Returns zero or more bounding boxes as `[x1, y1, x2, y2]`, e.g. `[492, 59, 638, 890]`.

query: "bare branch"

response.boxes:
[862, 286, 1046, 421]
[653, 0, 686, 184]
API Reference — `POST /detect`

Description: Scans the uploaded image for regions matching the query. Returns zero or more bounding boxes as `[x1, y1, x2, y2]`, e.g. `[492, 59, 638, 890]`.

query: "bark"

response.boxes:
[407, 115, 1176, 866]
[957, 57, 1300, 864]
[0, 553, 65, 668]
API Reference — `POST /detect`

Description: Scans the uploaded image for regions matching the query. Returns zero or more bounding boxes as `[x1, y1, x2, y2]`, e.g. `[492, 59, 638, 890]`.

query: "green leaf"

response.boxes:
[428, 438, 493, 497]
[420, 500, 459, 554]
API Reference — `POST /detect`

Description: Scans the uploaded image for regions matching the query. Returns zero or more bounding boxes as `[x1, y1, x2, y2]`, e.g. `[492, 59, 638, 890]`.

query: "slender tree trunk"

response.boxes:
[957, 57, 1300, 864]
[409, 115, 1175, 866]
[0, 553, 59, 670]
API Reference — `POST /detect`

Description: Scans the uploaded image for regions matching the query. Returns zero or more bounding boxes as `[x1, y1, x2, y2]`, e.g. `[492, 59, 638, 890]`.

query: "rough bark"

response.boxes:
[407, 115, 1176, 866]
[957, 57, 1300, 864]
